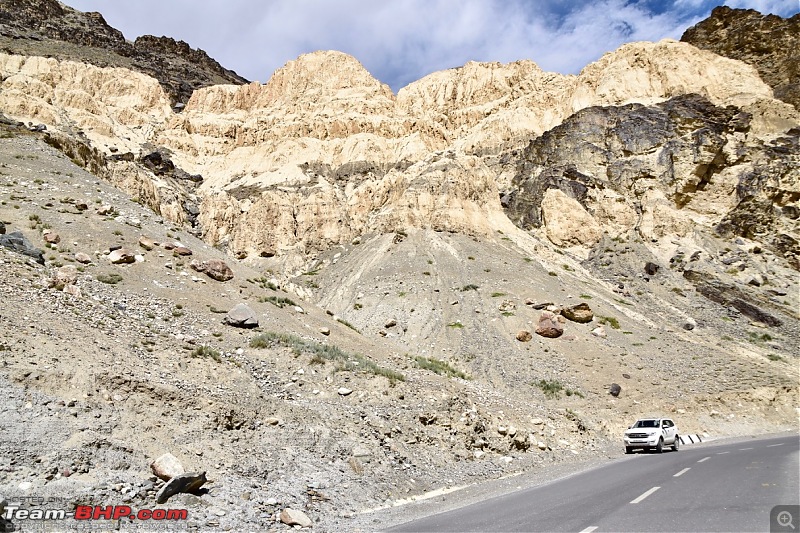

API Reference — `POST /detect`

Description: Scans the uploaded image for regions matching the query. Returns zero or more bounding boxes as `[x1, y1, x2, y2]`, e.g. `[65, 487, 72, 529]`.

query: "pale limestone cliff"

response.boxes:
[0, 53, 172, 152]
[1, 40, 797, 260]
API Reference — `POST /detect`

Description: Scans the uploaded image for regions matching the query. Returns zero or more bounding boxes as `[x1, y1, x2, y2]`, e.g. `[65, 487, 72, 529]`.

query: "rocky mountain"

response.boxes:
[0, 3, 798, 532]
[682, 6, 800, 110]
[0, 0, 248, 104]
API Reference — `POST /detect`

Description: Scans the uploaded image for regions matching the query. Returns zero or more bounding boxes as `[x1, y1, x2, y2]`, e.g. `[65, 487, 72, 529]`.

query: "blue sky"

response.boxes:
[62, 0, 799, 92]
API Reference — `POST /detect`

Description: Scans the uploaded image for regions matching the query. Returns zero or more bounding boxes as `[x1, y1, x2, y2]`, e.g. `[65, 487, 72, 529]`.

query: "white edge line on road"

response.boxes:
[630, 486, 660, 504]
[579, 527, 598, 533]
[767, 443, 784, 447]
[674, 468, 690, 477]
[697, 457, 710, 463]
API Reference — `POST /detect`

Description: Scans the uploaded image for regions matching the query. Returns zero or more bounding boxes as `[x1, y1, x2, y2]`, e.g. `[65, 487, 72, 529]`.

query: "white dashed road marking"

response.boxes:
[739, 448, 753, 450]
[698, 457, 710, 463]
[767, 443, 784, 447]
[579, 527, 598, 533]
[631, 487, 660, 504]
[717, 451, 730, 455]
[674, 468, 691, 477]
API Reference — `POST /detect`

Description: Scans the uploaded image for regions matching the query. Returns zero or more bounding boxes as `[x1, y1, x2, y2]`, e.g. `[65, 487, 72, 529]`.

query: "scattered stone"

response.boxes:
[320, 327, 330, 336]
[609, 383, 621, 397]
[280, 508, 312, 528]
[108, 248, 136, 264]
[537, 442, 548, 451]
[531, 418, 544, 425]
[74, 252, 92, 264]
[97, 205, 114, 215]
[63, 284, 81, 298]
[516, 330, 532, 342]
[337, 387, 353, 396]
[264, 417, 281, 426]
[223, 303, 258, 328]
[530, 302, 553, 310]
[293, 305, 305, 314]
[53, 265, 78, 287]
[155, 472, 207, 504]
[498, 300, 516, 312]
[74, 202, 88, 211]
[683, 318, 697, 331]
[0, 221, 5, 234]
[138, 236, 156, 251]
[535, 311, 564, 338]
[42, 230, 60, 244]
[384, 319, 397, 328]
[150, 453, 185, 482]
[591, 326, 607, 338]
[512, 433, 529, 450]
[747, 274, 764, 287]
[18, 482, 33, 491]
[644, 262, 659, 276]
[173, 246, 193, 256]
[0, 231, 45, 264]
[190, 259, 234, 281]
[561, 303, 594, 323]
[622, 373, 631, 379]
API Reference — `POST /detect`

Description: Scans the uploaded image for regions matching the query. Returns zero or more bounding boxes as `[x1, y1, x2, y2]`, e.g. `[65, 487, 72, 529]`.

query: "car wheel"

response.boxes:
[655, 437, 663, 453]
[625, 447, 633, 454]
[672, 436, 680, 451]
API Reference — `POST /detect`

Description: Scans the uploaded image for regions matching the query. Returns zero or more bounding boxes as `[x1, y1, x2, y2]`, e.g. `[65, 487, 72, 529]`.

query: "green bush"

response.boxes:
[191, 345, 221, 362]
[414, 356, 470, 380]
[597, 315, 620, 329]
[259, 295, 297, 308]
[249, 331, 404, 382]
[96, 273, 123, 285]
[534, 379, 563, 399]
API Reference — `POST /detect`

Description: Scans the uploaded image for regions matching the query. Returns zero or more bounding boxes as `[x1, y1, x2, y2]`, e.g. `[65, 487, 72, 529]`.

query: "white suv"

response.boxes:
[623, 418, 679, 454]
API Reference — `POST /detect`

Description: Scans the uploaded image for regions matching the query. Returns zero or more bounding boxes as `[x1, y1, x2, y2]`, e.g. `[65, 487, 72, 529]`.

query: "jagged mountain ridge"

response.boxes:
[2, 39, 796, 260]
[0, 0, 248, 104]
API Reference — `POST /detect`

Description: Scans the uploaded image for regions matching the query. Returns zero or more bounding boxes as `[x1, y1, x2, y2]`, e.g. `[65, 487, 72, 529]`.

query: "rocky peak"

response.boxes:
[681, 6, 800, 110]
[261, 51, 395, 105]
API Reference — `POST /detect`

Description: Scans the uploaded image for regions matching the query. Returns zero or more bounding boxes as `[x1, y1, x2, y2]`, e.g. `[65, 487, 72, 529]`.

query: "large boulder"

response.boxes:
[0, 231, 45, 264]
[150, 453, 185, 482]
[190, 259, 234, 281]
[108, 248, 136, 264]
[535, 311, 564, 338]
[280, 508, 313, 528]
[224, 303, 258, 328]
[561, 303, 594, 323]
[155, 472, 207, 504]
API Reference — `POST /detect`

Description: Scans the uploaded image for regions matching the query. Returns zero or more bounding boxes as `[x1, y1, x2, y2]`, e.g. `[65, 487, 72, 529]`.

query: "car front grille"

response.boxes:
[628, 433, 650, 439]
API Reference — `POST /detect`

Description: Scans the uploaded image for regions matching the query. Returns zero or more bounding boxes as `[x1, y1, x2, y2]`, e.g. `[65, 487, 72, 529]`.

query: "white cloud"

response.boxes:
[60, 0, 799, 91]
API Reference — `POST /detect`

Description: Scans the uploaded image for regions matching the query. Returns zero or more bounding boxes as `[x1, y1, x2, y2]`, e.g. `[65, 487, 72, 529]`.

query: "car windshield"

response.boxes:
[633, 420, 659, 428]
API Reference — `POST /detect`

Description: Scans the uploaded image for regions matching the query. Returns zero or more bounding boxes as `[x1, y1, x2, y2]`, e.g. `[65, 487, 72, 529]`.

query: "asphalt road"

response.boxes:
[387, 434, 800, 532]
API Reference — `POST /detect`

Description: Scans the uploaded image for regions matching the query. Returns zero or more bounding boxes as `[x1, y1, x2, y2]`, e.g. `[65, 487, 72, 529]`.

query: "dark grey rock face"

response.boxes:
[504, 95, 799, 269]
[682, 6, 800, 111]
[0, 231, 45, 264]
